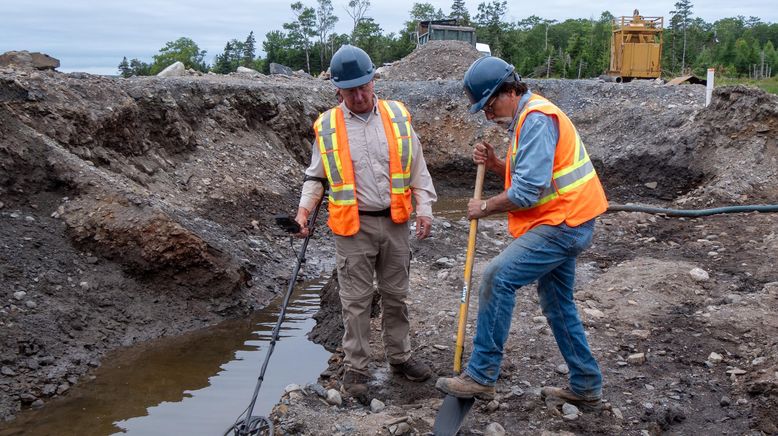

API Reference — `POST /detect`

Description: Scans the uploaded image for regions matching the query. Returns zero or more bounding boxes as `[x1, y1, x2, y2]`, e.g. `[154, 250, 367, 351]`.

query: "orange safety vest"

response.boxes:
[504, 94, 608, 238]
[313, 100, 414, 236]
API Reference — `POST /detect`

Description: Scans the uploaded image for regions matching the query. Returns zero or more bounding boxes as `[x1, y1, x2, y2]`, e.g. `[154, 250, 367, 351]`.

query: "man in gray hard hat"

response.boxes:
[294, 45, 437, 397]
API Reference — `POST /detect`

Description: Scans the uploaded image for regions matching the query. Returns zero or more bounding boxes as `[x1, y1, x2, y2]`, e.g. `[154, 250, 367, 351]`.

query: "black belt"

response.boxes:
[358, 208, 391, 217]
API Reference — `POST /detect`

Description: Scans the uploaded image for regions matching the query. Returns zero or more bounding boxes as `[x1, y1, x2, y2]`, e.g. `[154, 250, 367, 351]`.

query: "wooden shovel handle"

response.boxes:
[454, 163, 485, 373]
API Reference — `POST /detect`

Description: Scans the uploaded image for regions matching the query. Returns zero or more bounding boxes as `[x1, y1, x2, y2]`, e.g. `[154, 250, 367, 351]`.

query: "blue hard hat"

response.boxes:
[463, 56, 516, 113]
[330, 45, 375, 89]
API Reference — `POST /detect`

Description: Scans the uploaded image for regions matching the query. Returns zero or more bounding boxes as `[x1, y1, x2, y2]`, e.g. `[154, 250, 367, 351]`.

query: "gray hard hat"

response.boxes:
[330, 45, 375, 89]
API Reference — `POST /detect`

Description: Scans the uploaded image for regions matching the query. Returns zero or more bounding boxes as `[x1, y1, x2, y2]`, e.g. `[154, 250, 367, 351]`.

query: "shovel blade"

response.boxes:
[433, 395, 475, 435]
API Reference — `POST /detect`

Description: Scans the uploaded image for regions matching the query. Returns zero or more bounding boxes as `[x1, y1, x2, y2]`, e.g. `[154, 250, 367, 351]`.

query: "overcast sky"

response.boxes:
[2, 0, 775, 75]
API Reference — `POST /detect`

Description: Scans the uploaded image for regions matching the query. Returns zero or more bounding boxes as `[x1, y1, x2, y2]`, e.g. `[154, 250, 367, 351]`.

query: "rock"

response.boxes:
[389, 422, 411, 435]
[720, 395, 731, 406]
[583, 308, 605, 318]
[562, 413, 579, 421]
[31, 399, 45, 409]
[306, 383, 327, 398]
[1, 366, 15, 376]
[724, 294, 742, 304]
[752, 356, 766, 366]
[435, 257, 456, 268]
[485, 400, 499, 412]
[325, 388, 342, 406]
[627, 353, 646, 365]
[532, 316, 547, 324]
[56, 383, 69, 394]
[0, 51, 60, 70]
[370, 398, 385, 413]
[236, 66, 261, 75]
[484, 422, 506, 436]
[630, 329, 651, 339]
[157, 61, 186, 77]
[708, 352, 723, 364]
[13, 291, 26, 300]
[726, 368, 747, 376]
[562, 402, 580, 416]
[644, 181, 658, 189]
[25, 300, 37, 309]
[269, 62, 294, 75]
[612, 407, 624, 419]
[555, 363, 569, 374]
[284, 383, 301, 393]
[689, 267, 709, 282]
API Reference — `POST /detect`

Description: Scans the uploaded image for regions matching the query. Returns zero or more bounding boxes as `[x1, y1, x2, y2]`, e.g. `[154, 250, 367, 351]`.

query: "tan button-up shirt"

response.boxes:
[299, 97, 437, 217]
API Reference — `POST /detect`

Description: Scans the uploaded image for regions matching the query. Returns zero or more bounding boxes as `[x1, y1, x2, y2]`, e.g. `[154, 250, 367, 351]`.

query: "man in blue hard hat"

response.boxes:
[436, 56, 608, 411]
[294, 45, 437, 397]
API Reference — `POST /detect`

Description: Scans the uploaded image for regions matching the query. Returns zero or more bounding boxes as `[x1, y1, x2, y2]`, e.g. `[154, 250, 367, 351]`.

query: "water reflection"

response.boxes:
[0, 282, 330, 436]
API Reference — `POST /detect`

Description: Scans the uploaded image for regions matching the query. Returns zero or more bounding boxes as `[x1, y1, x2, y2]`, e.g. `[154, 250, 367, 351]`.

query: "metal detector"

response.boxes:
[224, 191, 326, 436]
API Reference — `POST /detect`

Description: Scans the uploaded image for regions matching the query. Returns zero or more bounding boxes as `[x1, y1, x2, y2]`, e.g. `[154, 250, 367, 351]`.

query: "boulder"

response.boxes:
[157, 61, 186, 77]
[269, 62, 293, 75]
[0, 51, 60, 70]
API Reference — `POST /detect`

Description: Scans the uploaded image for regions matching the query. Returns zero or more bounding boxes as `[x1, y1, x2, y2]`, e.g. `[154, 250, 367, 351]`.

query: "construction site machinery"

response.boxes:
[415, 19, 476, 47]
[606, 10, 663, 82]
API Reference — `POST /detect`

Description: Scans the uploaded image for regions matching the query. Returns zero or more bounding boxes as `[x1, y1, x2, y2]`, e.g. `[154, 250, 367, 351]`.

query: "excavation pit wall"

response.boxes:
[1, 67, 777, 433]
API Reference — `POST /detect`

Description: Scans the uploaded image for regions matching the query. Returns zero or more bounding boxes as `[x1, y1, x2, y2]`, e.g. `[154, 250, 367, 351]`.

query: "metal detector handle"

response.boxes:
[233, 189, 327, 435]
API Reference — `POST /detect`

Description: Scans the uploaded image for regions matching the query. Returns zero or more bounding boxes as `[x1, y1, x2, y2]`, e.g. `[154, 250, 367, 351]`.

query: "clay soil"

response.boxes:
[1, 51, 778, 436]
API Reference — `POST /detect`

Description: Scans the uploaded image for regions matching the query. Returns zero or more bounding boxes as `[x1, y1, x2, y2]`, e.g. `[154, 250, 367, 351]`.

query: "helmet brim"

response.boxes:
[332, 70, 375, 89]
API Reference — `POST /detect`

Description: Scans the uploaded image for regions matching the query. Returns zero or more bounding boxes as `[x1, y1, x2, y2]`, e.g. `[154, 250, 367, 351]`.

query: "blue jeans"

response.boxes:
[464, 219, 602, 400]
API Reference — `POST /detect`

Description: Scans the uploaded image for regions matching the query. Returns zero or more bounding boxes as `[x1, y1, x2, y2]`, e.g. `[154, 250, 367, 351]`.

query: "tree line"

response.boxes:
[118, 0, 777, 80]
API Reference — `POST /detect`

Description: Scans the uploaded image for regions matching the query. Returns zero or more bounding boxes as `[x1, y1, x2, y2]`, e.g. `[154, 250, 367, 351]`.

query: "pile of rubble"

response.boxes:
[379, 40, 482, 81]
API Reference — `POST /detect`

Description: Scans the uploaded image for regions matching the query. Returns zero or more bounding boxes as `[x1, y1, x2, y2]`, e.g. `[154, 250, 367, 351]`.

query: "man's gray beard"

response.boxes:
[492, 116, 514, 128]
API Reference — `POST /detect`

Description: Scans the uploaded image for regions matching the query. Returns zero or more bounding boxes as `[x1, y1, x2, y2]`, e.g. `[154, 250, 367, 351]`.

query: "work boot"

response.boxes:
[435, 373, 495, 400]
[341, 369, 370, 397]
[390, 356, 432, 382]
[541, 386, 602, 411]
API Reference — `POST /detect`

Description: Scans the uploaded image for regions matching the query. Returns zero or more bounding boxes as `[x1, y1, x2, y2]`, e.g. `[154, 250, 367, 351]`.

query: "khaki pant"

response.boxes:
[335, 215, 411, 372]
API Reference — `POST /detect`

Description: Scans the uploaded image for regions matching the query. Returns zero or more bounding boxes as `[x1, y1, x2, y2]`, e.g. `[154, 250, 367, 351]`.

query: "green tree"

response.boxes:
[670, 0, 694, 72]
[263, 30, 289, 74]
[243, 31, 256, 67]
[316, 0, 339, 69]
[346, 0, 371, 39]
[129, 58, 151, 76]
[118, 57, 131, 77]
[450, 0, 470, 24]
[212, 40, 245, 73]
[474, 1, 508, 55]
[285, 2, 317, 73]
[150, 37, 207, 74]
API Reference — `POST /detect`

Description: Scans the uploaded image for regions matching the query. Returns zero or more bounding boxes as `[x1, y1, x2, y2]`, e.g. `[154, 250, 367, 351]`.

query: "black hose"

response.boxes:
[606, 204, 778, 217]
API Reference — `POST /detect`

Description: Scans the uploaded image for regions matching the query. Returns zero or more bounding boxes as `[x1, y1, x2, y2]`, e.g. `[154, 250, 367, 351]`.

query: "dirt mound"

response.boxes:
[0, 67, 337, 421]
[379, 40, 481, 81]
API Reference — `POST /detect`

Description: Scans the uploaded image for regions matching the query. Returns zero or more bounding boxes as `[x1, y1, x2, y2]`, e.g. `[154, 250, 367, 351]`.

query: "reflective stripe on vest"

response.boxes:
[315, 108, 356, 206]
[380, 100, 413, 194]
[314, 100, 414, 236]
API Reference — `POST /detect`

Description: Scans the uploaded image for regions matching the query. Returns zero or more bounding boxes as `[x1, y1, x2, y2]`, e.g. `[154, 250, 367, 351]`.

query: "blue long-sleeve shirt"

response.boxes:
[505, 91, 559, 208]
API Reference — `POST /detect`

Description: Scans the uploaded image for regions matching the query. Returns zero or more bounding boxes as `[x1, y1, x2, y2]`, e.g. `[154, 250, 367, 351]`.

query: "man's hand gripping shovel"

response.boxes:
[433, 163, 485, 435]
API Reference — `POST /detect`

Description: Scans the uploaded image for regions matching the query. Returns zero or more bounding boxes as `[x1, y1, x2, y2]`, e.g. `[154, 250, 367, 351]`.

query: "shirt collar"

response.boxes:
[508, 90, 533, 136]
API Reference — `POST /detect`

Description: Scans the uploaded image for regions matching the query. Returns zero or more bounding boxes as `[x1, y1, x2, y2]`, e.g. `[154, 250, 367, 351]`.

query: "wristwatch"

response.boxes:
[480, 200, 488, 212]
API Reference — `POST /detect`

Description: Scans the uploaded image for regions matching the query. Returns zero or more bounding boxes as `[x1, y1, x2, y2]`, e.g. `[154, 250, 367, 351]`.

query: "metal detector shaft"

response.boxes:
[231, 194, 326, 436]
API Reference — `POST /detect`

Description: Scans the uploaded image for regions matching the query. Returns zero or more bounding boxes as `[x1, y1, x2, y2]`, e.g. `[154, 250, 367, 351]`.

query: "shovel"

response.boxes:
[433, 163, 485, 436]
